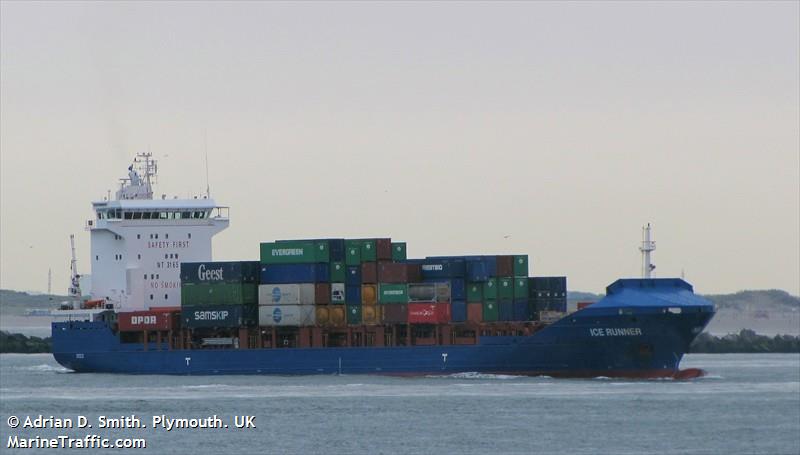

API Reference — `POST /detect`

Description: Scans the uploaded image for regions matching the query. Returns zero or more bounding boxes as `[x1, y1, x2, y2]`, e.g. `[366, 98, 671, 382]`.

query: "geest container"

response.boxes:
[378, 284, 408, 304]
[345, 266, 361, 285]
[345, 285, 362, 305]
[259, 264, 330, 284]
[118, 310, 178, 332]
[181, 283, 257, 306]
[182, 304, 257, 328]
[378, 262, 421, 283]
[361, 262, 378, 284]
[260, 241, 329, 264]
[391, 242, 407, 261]
[513, 255, 529, 277]
[381, 303, 408, 323]
[257, 283, 315, 305]
[408, 303, 451, 324]
[331, 283, 345, 304]
[180, 261, 260, 285]
[258, 304, 316, 326]
[451, 301, 467, 322]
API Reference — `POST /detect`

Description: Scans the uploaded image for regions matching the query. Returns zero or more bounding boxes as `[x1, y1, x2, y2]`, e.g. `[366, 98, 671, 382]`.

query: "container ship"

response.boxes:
[51, 154, 715, 378]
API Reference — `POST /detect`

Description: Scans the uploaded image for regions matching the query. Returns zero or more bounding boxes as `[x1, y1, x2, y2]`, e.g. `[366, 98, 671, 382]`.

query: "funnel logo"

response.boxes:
[273, 308, 282, 323]
[271, 287, 282, 302]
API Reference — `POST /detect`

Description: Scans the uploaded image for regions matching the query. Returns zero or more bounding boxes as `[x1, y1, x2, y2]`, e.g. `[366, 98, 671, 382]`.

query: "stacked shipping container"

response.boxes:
[179, 261, 260, 328]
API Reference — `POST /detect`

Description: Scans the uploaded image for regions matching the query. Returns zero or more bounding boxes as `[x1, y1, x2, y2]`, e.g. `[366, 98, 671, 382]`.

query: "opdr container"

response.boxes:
[182, 304, 257, 328]
[260, 241, 329, 264]
[378, 283, 408, 303]
[258, 304, 315, 326]
[417, 258, 466, 279]
[391, 242, 407, 261]
[180, 261, 260, 284]
[257, 284, 315, 305]
[259, 264, 330, 284]
[181, 283, 257, 306]
[118, 310, 178, 332]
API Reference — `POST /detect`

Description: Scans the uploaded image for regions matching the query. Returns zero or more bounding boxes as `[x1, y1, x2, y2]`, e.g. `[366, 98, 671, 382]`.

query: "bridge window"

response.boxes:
[188, 233, 191, 239]
[96, 255, 99, 261]
[132, 212, 142, 220]
[137, 254, 141, 260]
[143, 274, 147, 279]
[182, 211, 191, 219]
[165, 233, 169, 239]
[149, 294, 153, 300]
[164, 294, 168, 300]
[137, 234, 140, 239]
[123, 212, 132, 220]
[159, 212, 167, 220]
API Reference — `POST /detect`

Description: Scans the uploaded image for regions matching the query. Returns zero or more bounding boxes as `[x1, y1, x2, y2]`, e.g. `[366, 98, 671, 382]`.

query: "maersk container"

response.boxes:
[181, 283, 257, 306]
[259, 263, 330, 284]
[345, 266, 361, 285]
[466, 282, 483, 302]
[331, 283, 345, 304]
[496, 256, 514, 277]
[451, 301, 467, 322]
[345, 245, 361, 265]
[259, 304, 315, 326]
[257, 283, 316, 305]
[260, 241, 330, 264]
[378, 284, 408, 304]
[391, 242, 407, 261]
[330, 262, 346, 283]
[378, 262, 421, 283]
[415, 258, 466, 279]
[346, 304, 362, 325]
[361, 284, 377, 305]
[362, 304, 380, 325]
[361, 262, 378, 284]
[182, 304, 257, 328]
[482, 278, 498, 300]
[381, 304, 408, 324]
[513, 299, 530, 321]
[376, 238, 392, 261]
[482, 300, 498, 322]
[498, 277, 514, 299]
[498, 300, 513, 321]
[345, 285, 362, 305]
[180, 261, 260, 285]
[513, 255, 529, 277]
[513, 277, 529, 299]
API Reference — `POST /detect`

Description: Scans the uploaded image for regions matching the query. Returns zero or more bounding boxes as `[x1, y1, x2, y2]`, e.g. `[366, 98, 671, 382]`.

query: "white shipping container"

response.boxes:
[258, 284, 316, 305]
[258, 304, 316, 326]
[331, 283, 345, 304]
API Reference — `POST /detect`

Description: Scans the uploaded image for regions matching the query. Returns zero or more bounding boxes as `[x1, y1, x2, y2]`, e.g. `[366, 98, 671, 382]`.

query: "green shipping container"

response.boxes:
[514, 277, 529, 298]
[498, 277, 514, 299]
[391, 242, 407, 261]
[345, 239, 377, 262]
[346, 304, 362, 325]
[378, 283, 408, 304]
[482, 278, 498, 300]
[260, 241, 329, 264]
[181, 283, 258, 306]
[467, 282, 483, 302]
[331, 262, 346, 282]
[513, 255, 529, 277]
[345, 245, 361, 265]
[483, 300, 499, 322]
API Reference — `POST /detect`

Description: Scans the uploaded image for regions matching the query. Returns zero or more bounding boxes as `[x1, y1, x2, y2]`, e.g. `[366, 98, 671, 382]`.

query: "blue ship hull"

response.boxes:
[51, 279, 715, 378]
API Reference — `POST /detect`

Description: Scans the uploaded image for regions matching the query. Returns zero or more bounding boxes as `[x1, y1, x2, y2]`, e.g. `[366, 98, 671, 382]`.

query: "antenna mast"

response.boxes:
[48, 268, 52, 295]
[639, 223, 656, 278]
[68, 235, 82, 307]
[204, 130, 211, 198]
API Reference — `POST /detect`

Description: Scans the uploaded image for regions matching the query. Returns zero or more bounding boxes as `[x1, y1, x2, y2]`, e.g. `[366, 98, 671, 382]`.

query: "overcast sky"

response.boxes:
[1, 1, 798, 295]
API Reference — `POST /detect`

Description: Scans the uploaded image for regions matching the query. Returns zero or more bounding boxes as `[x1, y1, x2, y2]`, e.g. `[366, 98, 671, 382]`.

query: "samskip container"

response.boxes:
[180, 261, 260, 284]
[259, 264, 330, 284]
[258, 304, 316, 326]
[181, 304, 257, 328]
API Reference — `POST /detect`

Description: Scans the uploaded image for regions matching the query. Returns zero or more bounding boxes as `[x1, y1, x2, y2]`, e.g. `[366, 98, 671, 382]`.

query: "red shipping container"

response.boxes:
[315, 283, 331, 305]
[376, 238, 392, 260]
[408, 303, 451, 324]
[496, 255, 514, 277]
[118, 310, 178, 332]
[361, 262, 378, 283]
[467, 303, 483, 323]
[381, 304, 408, 324]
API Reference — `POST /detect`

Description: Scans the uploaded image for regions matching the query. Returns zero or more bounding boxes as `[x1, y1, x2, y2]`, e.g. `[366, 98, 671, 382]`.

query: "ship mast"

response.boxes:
[68, 234, 82, 307]
[639, 223, 656, 278]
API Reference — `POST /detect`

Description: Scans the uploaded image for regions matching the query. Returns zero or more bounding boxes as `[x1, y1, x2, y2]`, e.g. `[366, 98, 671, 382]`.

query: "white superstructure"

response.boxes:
[84, 153, 229, 312]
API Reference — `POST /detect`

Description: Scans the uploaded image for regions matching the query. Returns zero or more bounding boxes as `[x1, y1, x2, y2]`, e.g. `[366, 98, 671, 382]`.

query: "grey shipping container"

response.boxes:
[258, 284, 317, 305]
[258, 304, 316, 326]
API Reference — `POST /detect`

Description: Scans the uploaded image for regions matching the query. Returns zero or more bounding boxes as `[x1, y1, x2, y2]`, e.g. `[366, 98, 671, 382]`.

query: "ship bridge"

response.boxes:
[85, 153, 229, 312]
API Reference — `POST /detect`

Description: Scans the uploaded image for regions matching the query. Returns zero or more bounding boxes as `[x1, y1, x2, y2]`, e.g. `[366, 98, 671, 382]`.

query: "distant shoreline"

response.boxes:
[2, 329, 798, 354]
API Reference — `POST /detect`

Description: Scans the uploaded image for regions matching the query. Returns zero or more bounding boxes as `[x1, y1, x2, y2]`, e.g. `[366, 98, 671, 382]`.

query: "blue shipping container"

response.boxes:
[498, 300, 514, 321]
[345, 285, 362, 305]
[451, 301, 467, 322]
[465, 257, 498, 282]
[260, 264, 330, 284]
[513, 299, 529, 321]
[345, 266, 362, 286]
[411, 258, 466, 279]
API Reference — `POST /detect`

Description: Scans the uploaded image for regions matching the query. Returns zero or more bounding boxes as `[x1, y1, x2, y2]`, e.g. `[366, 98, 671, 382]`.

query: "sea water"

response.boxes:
[1, 353, 798, 454]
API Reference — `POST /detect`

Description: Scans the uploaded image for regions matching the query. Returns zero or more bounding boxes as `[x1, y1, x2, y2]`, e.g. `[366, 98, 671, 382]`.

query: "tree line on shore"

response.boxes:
[1, 329, 799, 354]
